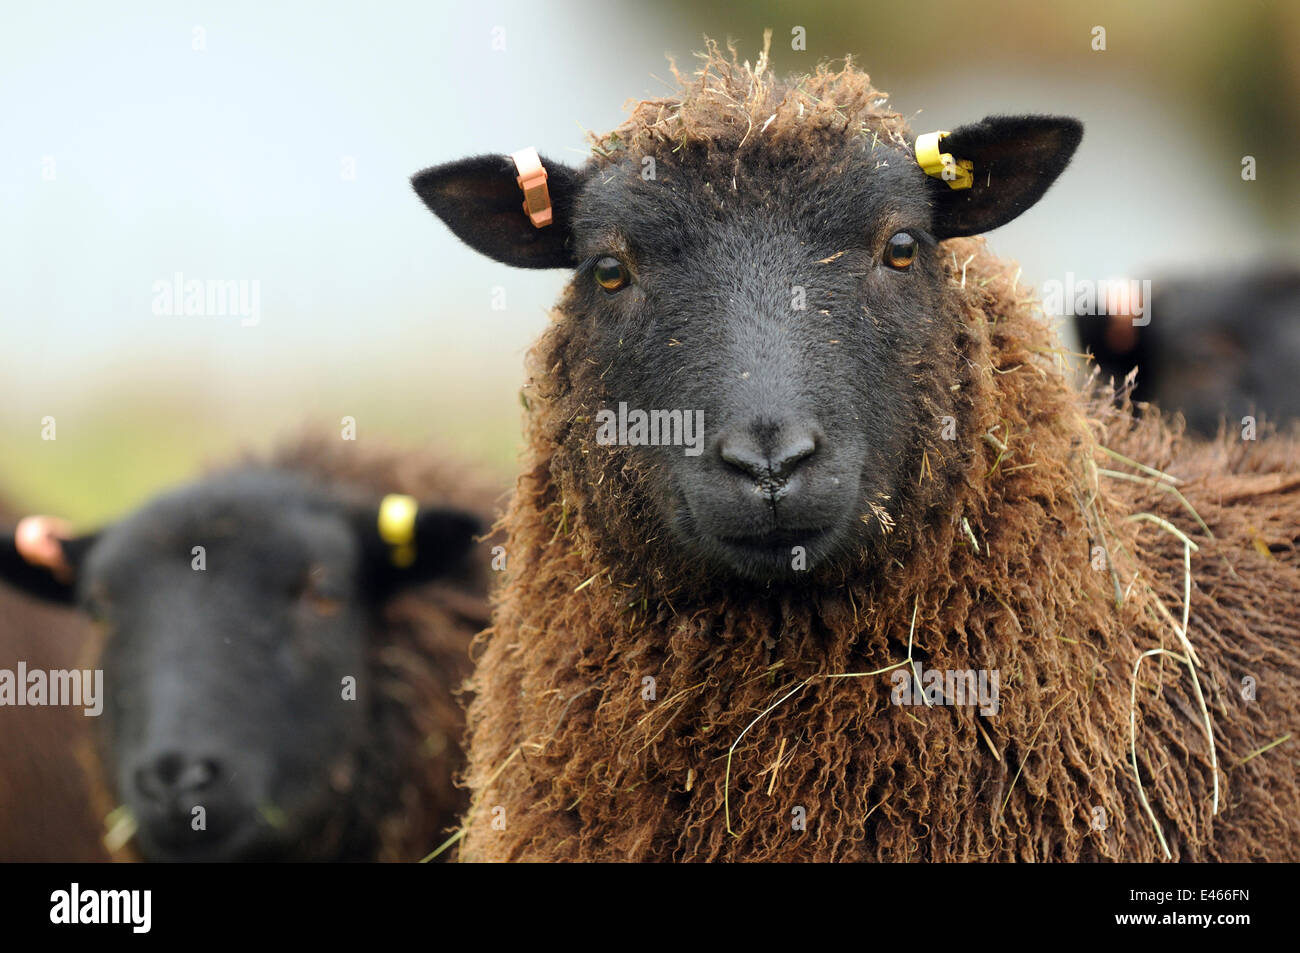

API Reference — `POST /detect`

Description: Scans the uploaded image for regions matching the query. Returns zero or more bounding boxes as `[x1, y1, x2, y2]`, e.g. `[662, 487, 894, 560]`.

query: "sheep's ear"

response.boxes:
[411, 153, 585, 269]
[0, 516, 99, 606]
[923, 116, 1083, 239]
[353, 496, 483, 594]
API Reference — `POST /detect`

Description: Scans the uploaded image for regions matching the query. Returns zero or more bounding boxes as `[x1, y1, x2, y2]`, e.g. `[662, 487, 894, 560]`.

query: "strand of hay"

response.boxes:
[1235, 734, 1292, 767]
[1123, 510, 1220, 827]
[102, 806, 138, 855]
[1129, 648, 1186, 859]
[998, 694, 1072, 820]
[1107, 458, 1221, 852]
[1100, 468, 1214, 539]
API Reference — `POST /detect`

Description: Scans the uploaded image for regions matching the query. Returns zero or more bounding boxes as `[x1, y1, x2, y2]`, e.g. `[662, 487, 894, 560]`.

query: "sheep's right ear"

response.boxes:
[411, 154, 585, 269]
[0, 516, 98, 606]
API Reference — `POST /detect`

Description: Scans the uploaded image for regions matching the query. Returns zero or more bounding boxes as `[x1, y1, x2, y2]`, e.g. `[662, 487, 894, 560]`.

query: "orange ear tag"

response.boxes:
[510, 147, 553, 228]
[15, 514, 75, 580]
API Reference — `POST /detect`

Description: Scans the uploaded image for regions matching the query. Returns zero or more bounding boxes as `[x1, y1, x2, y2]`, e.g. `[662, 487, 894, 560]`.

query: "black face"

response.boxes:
[413, 110, 1081, 584]
[565, 154, 945, 580]
[0, 469, 480, 861]
[81, 474, 371, 860]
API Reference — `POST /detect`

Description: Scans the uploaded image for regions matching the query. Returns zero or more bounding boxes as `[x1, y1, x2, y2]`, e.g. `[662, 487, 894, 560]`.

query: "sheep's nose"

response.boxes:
[134, 752, 221, 806]
[719, 427, 818, 494]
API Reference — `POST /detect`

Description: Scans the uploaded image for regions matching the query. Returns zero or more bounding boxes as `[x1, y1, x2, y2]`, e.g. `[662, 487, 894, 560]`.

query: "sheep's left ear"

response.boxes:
[353, 495, 482, 594]
[922, 116, 1083, 239]
[411, 153, 585, 269]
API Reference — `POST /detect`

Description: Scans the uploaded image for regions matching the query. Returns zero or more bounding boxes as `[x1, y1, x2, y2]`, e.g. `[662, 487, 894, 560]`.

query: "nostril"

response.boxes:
[770, 435, 817, 480]
[136, 753, 181, 802]
[719, 440, 769, 480]
[718, 429, 819, 484]
[135, 753, 221, 804]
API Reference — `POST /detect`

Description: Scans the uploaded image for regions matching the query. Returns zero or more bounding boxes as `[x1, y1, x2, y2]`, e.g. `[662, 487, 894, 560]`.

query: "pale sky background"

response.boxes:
[1, 1, 1294, 519]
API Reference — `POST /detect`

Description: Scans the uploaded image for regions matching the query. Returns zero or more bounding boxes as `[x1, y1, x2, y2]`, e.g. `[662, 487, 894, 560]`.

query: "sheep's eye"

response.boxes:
[594, 256, 630, 292]
[884, 232, 917, 270]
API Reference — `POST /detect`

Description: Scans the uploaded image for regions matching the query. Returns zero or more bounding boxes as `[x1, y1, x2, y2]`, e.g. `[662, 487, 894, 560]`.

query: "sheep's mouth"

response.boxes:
[130, 791, 328, 862]
[132, 808, 271, 862]
[707, 526, 836, 579]
[715, 528, 830, 549]
[672, 493, 854, 580]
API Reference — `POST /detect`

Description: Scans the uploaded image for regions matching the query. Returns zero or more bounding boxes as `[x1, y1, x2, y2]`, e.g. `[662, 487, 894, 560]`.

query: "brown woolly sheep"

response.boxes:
[412, 43, 1300, 861]
[0, 435, 498, 862]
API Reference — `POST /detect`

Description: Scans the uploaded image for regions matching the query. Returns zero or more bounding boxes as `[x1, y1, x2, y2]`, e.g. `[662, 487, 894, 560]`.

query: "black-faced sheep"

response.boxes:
[412, 45, 1300, 861]
[1074, 264, 1300, 435]
[0, 436, 495, 861]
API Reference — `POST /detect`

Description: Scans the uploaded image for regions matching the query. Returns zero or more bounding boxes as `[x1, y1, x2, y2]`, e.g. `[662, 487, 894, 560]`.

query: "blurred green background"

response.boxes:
[2, 0, 1297, 524]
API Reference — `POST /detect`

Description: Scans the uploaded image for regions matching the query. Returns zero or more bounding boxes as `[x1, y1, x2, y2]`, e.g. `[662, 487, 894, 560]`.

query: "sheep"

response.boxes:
[0, 435, 495, 861]
[0, 499, 109, 861]
[410, 42, 1300, 862]
[1074, 264, 1300, 435]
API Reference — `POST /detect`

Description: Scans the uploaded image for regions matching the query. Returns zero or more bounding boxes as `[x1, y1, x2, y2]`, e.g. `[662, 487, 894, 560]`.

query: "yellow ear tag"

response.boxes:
[915, 130, 974, 190]
[377, 494, 418, 568]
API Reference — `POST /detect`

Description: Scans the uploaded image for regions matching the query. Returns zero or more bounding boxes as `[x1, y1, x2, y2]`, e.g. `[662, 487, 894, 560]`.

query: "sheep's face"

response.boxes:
[559, 150, 951, 581]
[1, 473, 479, 860]
[415, 112, 1080, 582]
[86, 478, 372, 861]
